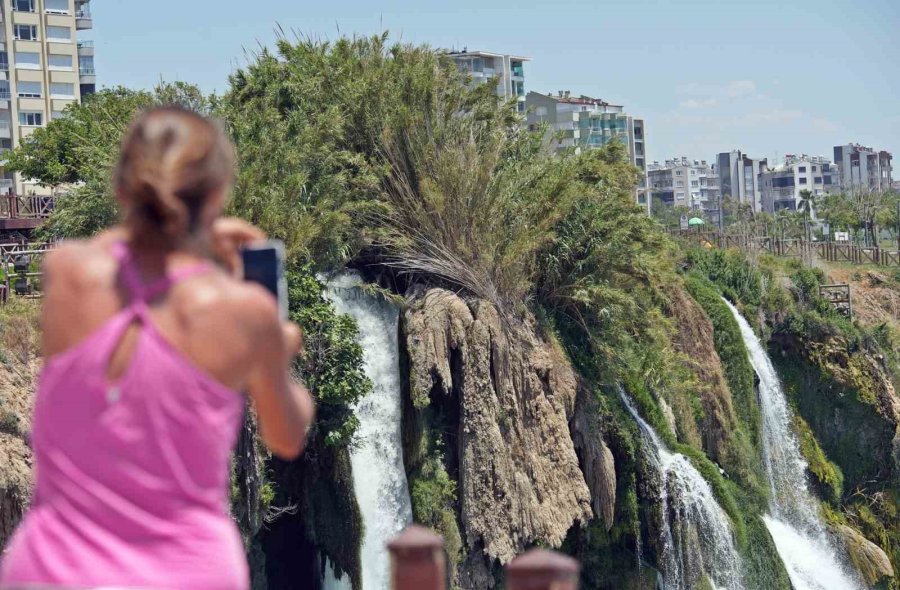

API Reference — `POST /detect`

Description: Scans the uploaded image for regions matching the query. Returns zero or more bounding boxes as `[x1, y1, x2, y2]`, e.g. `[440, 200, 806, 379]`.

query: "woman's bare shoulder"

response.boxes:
[176, 270, 281, 333]
[43, 231, 124, 291]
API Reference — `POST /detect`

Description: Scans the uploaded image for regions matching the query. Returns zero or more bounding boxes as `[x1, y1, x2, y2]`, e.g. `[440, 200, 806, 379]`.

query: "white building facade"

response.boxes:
[0, 0, 93, 196]
[648, 157, 721, 221]
[833, 143, 892, 193]
[447, 50, 528, 114]
[716, 150, 768, 212]
[759, 155, 838, 213]
[525, 91, 649, 211]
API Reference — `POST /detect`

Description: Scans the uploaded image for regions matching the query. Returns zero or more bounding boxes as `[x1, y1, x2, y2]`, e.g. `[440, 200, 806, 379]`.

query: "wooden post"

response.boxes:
[505, 549, 580, 590]
[388, 525, 446, 590]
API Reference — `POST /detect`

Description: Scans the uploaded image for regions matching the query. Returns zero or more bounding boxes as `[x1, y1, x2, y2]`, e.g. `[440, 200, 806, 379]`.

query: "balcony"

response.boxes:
[0, 122, 10, 139]
[79, 66, 96, 84]
[77, 39, 94, 57]
[0, 90, 9, 100]
[75, 5, 93, 30]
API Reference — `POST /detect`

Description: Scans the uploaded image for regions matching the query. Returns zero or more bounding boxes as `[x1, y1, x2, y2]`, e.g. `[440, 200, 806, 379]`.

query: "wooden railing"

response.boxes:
[387, 525, 579, 590]
[0, 195, 55, 220]
[669, 228, 900, 267]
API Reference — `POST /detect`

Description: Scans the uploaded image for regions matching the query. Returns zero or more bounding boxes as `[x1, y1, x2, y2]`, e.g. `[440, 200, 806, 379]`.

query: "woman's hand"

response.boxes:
[211, 217, 267, 277]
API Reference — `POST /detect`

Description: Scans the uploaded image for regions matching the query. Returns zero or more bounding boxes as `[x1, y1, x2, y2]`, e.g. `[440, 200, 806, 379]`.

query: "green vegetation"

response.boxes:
[6, 83, 215, 239]
[407, 437, 463, 576]
[793, 414, 844, 504]
[7, 27, 899, 589]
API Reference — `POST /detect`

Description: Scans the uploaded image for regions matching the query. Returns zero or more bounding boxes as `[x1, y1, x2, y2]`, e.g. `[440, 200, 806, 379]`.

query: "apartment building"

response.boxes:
[833, 143, 892, 192]
[759, 154, 837, 213]
[0, 0, 93, 196]
[648, 157, 721, 221]
[525, 91, 649, 211]
[716, 150, 768, 212]
[447, 50, 528, 114]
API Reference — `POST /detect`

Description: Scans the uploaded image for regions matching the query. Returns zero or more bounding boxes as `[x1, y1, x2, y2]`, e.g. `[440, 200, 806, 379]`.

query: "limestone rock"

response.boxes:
[0, 357, 37, 548]
[404, 287, 593, 573]
[833, 523, 894, 587]
[571, 387, 616, 530]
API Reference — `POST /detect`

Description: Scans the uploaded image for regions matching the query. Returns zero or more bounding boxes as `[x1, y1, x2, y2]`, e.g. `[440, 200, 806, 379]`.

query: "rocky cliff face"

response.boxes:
[0, 356, 36, 548]
[402, 286, 595, 586]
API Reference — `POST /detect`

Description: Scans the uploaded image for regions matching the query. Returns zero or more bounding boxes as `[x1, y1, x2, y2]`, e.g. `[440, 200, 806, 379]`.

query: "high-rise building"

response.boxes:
[0, 0, 94, 196]
[447, 50, 528, 114]
[759, 154, 838, 213]
[525, 91, 649, 211]
[716, 150, 767, 212]
[833, 143, 893, 193]
[648, 157, 721, 222]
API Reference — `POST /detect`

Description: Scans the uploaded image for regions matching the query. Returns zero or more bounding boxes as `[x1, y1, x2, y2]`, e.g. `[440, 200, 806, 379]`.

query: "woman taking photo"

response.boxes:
[1, 106, 314, 589]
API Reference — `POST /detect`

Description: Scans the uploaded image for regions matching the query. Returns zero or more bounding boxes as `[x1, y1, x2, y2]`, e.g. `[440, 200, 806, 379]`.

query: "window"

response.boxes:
[19, 111, 43, 126]
[15, 52, 40, 69]
[676, 191, 685, 199]
[798, 166, 807, 173]
[814, 177, 822, 184]
[45, 0, 70, 13]
[50, 82, 74, 98]
[48, 54, 73, 70]
[13, 0, 35, 12]
[51, 110, 65, 120]
[675, 170, 683, 176]
[17, 81, 41, 98]
[0, 81, 9, 99]
[824, 175, 833, 185]
[799, 177, 808, 185]
[812, 166, 818, 172]
[691, 180, 699, 187]
[14, 25, 37, 41]
[47, 26, 71, 42]
[676, 180, 684, 187]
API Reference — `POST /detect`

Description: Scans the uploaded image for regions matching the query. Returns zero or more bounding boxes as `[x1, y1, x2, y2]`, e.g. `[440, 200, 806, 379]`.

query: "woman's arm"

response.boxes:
[245, 296, 315, 459]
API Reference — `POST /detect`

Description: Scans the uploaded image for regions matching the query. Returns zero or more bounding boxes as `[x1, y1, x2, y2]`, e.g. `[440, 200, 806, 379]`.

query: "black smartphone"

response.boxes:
[241, 240, 288, 321]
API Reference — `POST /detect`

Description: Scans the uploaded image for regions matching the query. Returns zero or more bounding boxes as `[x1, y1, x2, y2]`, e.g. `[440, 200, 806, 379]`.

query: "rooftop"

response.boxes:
[446, 49, 530, 61]
[536, 90, 622, 107]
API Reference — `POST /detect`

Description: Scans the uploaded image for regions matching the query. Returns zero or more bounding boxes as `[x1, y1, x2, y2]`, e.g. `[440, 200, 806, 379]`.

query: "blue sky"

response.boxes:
[93, 0, 899, 164]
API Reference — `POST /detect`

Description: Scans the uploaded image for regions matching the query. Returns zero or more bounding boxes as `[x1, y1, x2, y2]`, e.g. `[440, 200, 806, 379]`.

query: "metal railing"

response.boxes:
[77, 40, 94, 48]
[79, 67, 95, 75]
[0, 90, 10, 100]
[0, 63, 8, 72]
[0, 195, 55, 219]
[76, 7, 92, 18]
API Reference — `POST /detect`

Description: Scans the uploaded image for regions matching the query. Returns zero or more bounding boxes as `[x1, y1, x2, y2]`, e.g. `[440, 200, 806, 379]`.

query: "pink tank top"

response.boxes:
[0, 243, 249, 589]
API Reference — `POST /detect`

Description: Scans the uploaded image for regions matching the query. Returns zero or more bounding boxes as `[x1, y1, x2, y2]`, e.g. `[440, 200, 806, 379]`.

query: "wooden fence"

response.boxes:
[387, 525, 579, 590]
[670, 228, 900, 267]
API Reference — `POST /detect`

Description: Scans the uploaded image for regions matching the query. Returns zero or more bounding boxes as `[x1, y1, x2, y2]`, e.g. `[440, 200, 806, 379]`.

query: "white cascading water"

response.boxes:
[619, 388, 744, 590]
[325, 273, 413, 590]
[723, 298, 864, 590]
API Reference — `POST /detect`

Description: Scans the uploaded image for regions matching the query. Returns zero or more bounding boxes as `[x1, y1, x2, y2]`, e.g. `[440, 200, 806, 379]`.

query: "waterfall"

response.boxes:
[723, 299, 864, 590]
[619, 388, 744, 590]
[325, 273, 414, 590]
